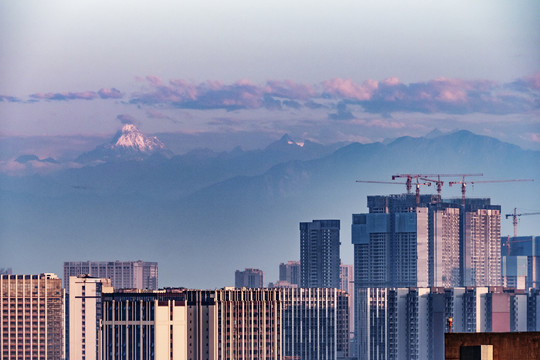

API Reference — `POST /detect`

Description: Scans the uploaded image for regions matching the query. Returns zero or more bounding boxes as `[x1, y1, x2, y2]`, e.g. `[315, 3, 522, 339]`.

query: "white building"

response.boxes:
[462, 203, 502, 286]
[68, 275, 112, 360]
[356, 286, 536, 360]
[63, 260, 158, 293]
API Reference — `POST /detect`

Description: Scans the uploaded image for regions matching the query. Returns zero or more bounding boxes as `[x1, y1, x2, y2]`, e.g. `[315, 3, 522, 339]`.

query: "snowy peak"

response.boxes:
[110, 124, 166, 152]
[75, 123, 171, 163]
[265, 134, 304, 152]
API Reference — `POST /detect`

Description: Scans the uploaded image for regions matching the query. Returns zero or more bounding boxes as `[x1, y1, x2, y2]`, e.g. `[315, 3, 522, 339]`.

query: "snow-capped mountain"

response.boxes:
[75, 124, 172, 163]
[111, 124, 166, 152]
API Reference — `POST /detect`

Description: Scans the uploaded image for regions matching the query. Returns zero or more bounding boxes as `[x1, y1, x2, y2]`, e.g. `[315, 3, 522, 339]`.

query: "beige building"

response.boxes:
[100, 287, 350, 360]
[69, 275, 112, 360]
[463, 207, 502, 286]
[100, 288, 281, 360]
[0, 273, 64, 360]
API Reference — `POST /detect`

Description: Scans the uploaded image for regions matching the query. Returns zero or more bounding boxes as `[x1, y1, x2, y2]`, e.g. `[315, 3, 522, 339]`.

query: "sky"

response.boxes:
[0, 1, 539, 285]
[0, 0, 539, 152]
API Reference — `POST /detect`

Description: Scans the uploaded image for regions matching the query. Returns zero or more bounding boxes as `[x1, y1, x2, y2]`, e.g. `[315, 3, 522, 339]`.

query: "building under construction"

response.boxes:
[352, 193, 501, 289]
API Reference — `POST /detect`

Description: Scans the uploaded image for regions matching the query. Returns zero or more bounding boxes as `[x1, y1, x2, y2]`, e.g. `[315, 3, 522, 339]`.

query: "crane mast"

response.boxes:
[505, 208, 540, 238]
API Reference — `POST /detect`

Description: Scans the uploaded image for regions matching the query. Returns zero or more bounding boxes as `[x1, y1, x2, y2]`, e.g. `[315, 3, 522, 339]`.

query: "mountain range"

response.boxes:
[1, 126, 539, 288]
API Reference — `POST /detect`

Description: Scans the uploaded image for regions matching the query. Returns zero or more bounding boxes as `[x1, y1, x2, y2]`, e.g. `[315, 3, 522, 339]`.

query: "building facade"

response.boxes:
[339, 263, 355, 344]
[101, 288, 281, 360]
[352, 194, 435, 289]
[300, 219, 341, 288]
[501, 235, 540, 289]
[100, 287, 349, 360]
[356, 286, 538, 360]
[281, 287, 349, 360]
[69, 275, 112, 360]
[63, 260, 158, 293]
[279, 261, 301, 287]
[352, 195, 501, 289]
[234, 268, 264, 288]
[430, 204, 461, 287]
[0, 273, 64, 360]
[461, 200, 502, 286]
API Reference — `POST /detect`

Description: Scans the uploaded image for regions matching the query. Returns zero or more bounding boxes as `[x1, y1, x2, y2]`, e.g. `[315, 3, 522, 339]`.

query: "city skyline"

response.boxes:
[1, 3, 539, 358]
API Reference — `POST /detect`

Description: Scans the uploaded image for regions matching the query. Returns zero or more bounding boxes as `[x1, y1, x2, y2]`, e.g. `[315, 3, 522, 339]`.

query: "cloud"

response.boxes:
[117, 114, 137, 125]
[145, 109, 180, 124]
[8, 74, 539, 117]
[527, 133, 540, 144]
[283, 100, 302, 109]
[322, 78, 378, 100]
[131, 77, 265, 110]
[507, 73, 540, 94]
[22, 88, 124, 102]
[328, 102, 354, 120]
[131, 75, 538, 115]
[30, 91, 99, 101]
[264, 80, 315, 100]
[0, 94, 21, 102]
[98, 88, 124, 99]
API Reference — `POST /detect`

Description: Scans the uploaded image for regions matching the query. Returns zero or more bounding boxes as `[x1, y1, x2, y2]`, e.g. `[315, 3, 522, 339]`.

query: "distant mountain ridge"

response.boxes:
[0, 129, 538, 289]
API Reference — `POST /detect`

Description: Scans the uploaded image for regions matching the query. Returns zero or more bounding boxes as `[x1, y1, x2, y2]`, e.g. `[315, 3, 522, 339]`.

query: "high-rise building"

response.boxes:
[430, 203, 461, 287]
[100, 287, 350, 360]
[501, 235, 540, 289]
[352, 194, 504, 359]
[356, 286, 536, 360]
[279, 260, 300, 286]
[1, 273, 64, 360]
[63, 260, 158, 293]
[340, 263, 355, 350]
[101, 288, 281, 360]
[281, 287, 350, 360]
[352, 194, 435, 289]
[300, 219, 341, 288]
[235, 268, 264, 288]
[352, 195, 501, 290]
[460, 199, 502, 286]
[68, 275, 113, 360]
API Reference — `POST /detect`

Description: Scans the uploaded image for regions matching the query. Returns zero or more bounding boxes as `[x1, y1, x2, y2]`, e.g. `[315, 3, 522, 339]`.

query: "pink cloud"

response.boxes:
[529, 133, 540, 143]
[264, 80, 315, 100]
[15, 74, 537, 116]
[524, 73, 540, 91]
[146, 75, 163, 87]
[322, 78, 378, 100]
[98, 88, 124, 99]
[436, 89, 467, 103]
[382, 77, 400, 86]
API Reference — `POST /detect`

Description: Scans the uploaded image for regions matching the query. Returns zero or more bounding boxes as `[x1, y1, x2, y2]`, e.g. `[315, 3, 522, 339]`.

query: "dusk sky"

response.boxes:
[1, 0, 539, 153]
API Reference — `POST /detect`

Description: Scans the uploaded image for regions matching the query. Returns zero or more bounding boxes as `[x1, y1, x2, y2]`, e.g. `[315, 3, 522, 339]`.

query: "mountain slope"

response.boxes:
[0, 130, 538, 289]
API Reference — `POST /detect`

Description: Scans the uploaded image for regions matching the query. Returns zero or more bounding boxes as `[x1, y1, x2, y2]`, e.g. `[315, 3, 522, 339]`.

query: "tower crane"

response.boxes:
[356, 179, 431, 205]
[418, 173, 483, 197]
[391, 174, 436, 194]
[505, 208, 540, 238]
[448, 177, 534, 206]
